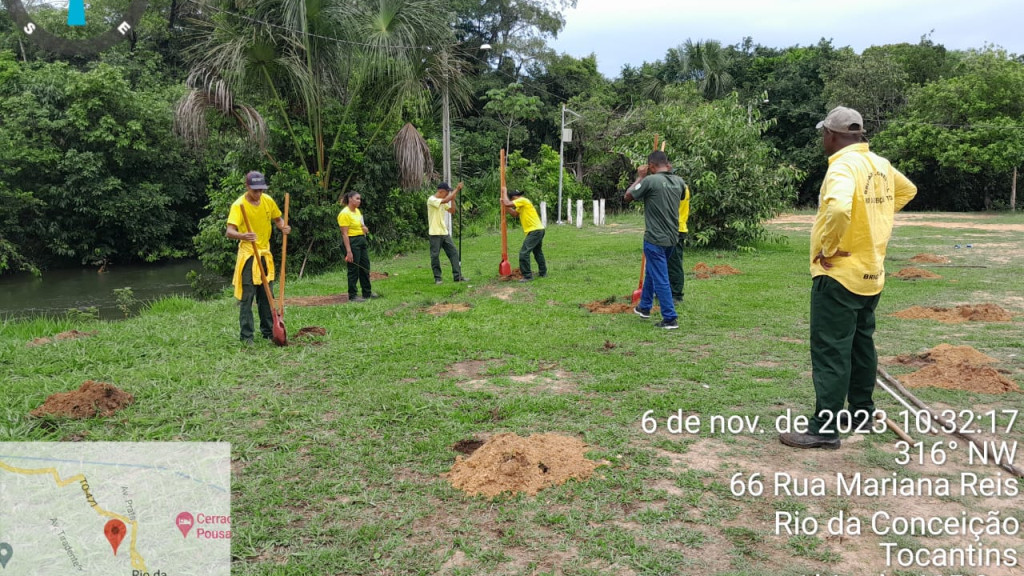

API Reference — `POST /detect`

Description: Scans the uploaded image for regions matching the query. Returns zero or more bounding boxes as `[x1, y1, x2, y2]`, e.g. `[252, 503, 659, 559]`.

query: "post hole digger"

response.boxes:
[499, 148, 512, 277]
[239, 202, 287, 346]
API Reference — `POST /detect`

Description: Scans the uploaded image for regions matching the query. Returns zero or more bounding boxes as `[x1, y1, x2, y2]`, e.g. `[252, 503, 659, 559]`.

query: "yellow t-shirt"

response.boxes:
[337, 207, 365, 237]
[512, 197, 543, 234]
[228, 193, 281, 298]
[678, 186, 691, 233]
[810, 143, 917, 295]
[426, 195, 450, 236]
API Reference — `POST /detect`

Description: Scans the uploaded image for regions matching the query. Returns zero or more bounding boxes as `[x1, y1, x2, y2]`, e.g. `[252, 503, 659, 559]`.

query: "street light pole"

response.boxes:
[556, 105, 581, 224]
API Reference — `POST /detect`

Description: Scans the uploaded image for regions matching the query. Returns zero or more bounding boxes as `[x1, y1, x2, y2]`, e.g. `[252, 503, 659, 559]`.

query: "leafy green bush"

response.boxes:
[622, 86, 803, 250]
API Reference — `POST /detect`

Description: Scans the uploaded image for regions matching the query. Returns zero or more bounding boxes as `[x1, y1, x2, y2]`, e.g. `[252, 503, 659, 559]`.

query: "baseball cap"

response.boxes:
[437, 182, 453, 191]
[815, 106, 865, 134]
[245, 171, 269, 190]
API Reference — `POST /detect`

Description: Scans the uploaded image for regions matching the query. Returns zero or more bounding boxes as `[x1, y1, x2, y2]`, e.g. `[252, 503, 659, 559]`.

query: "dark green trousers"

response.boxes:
[239, 255, 274, 341]
[343, 235, 372, 298]
[667, 232, 686, 300]
[808, 275, 881, 437]
[519, 229, 547, 278]
[429, 234, 463, 281]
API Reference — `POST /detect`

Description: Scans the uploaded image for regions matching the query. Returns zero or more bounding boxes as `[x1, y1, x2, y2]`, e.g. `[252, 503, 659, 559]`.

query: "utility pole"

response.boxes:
[557, 105, 581, 224]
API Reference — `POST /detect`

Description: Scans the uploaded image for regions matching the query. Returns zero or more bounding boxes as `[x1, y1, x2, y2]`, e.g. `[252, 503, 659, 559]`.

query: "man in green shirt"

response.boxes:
[624, 151, 685, 329]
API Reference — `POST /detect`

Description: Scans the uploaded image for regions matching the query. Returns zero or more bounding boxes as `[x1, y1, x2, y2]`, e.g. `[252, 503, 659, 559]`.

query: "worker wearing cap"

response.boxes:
[780, 107, 917, 450]
[427, 182, 468, 284]
[225, 171, 291, 344]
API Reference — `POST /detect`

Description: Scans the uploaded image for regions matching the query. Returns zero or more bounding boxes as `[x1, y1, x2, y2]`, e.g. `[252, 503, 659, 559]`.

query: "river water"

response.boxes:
[0, 260, 211, 320]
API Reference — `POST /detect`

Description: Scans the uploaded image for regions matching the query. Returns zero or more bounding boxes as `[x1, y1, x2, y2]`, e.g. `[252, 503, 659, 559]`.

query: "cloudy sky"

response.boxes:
[549, 0, 1023, 77]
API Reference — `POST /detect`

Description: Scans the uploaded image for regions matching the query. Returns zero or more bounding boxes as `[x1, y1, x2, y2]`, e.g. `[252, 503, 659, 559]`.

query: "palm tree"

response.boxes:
[680, 39, 735, 100]
[174, 0, 452, 194]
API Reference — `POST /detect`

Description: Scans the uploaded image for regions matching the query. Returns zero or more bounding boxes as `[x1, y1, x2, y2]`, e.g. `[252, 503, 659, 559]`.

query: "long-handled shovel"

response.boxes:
[277, 193, 290, 321]
[499, 148, 512, 277]
[240, 204, 287, 346]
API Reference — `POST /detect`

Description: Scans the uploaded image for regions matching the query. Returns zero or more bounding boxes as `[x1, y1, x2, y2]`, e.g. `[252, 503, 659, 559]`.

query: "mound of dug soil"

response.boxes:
[445, 432, 604, 498]
[369, 271, 389, 280]
[693, 262, 741, 279]
[498, 268, 525, 281]
[891, 344, 1019, 394]
[892, 267, 942, 279]
[890, 303, 1013, 323]
[30, 381, 135, 419]
[909, 253, 950, 264]
[582, 296, 635, 314]
[26, 330, 97, 347]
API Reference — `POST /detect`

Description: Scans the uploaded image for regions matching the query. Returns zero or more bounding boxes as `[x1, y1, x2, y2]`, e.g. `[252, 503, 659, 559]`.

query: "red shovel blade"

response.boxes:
[499, 259, 512, 277]
[631, 288, 642, 306]
[271, 314, 287, 347]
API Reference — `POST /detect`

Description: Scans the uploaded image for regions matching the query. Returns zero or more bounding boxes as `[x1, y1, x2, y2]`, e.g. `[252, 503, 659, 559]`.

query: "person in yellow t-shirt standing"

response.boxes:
[225, 171, 291, 344]
[667, 183, 691, 303]
[426, 182, 467, 284]
[780, 107, 917, 451]
[337, 191, 376, 302]
[500, 187, 546, 281]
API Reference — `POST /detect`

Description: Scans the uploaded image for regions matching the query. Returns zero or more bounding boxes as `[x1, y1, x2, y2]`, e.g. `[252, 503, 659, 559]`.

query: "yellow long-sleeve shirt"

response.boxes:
[810, 143, 917, 295]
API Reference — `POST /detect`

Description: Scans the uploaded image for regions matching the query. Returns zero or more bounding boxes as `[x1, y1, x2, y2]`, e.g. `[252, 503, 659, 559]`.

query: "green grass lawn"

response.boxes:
[3, 213, 1023, 575]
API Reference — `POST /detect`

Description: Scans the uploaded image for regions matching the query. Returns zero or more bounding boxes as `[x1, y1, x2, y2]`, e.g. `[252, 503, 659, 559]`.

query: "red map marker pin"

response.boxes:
[104, 519, 127, 556]
[176, 512, 195, 539]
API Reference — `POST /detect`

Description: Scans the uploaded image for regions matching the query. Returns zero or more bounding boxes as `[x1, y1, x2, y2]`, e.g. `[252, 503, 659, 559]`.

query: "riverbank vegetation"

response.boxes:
[2, 2, 1023, 277]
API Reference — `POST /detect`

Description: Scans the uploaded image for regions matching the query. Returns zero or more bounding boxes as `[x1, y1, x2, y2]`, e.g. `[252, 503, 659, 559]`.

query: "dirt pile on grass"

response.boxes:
[891, 303, 1013, 323]
[693, 262, 741, 279]
[890, 344, 1019, 394]
[369, 271, 389, 280]
[892, 267, 942, 279]
[288, 294, 349, 306]
[582, 296, 634, 314]
[498, 268, 525, 281]
[909, 253, 950, 264]
[26, 330, 97, 347]
[424, 303, 471, 315]
[445, 432, 603, 498]
[30, 381, 135, 419]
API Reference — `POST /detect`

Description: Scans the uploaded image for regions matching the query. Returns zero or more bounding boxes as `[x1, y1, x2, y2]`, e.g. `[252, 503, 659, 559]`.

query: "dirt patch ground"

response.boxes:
[294, 326, 327, 338]
[890, 303, 1013, 322]
[886, 343, 1019, 394]
[582, 296, 636, 314]
[441, 360, 581, 394]
[444, 432, 605, 497]
[30, 381, 135, 419]
[909, 253, 950, 264]
[693, 262, 741, 279]
[891, 266, 942, 279]
[287, 294, 349, 306]
[369, 271, 389, 280]
[497, 268, 525, 281]
[423, 303, 471, 315]
[26, 330, 97, 347]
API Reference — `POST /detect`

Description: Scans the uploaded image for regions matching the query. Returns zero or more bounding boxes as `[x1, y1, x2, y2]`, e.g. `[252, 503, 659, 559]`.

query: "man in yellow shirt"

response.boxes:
[427, 182, 467, 284]
[667, 183, 691, 302]
[225, 171, 291, 344]
[780, 107, 917, 450]
[500, 187, 546, 281]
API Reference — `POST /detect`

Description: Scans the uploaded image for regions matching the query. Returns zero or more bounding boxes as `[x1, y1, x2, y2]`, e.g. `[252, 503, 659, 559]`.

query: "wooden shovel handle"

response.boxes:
[278, 193, 289, 316]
